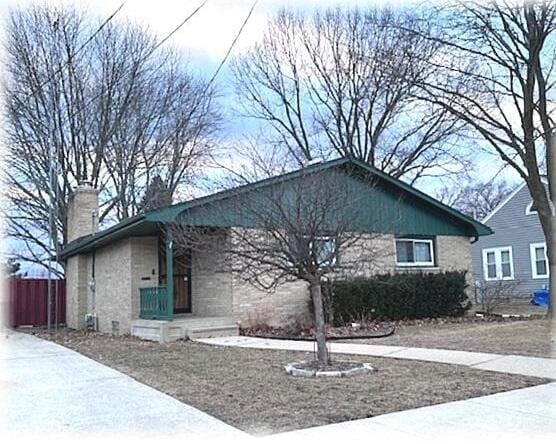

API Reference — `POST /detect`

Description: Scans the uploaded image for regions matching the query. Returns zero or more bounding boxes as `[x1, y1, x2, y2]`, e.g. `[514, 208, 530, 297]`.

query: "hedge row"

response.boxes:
[321, 271, 470, 325]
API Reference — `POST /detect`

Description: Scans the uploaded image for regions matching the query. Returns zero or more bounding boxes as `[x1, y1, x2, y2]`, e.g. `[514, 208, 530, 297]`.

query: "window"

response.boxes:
[525, 201, 538, 215]
[530, 242, 548, 279]
[395, 238, 435, 266]
[312, 236, 337, 267]
[482, 246, 514, 280]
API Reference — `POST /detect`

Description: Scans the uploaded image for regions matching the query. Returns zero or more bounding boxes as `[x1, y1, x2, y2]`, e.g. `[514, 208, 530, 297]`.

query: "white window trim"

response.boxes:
[395, 238, 435, 267]
[482, 246, 514, 281]
[311, 235, 337, 267]
[529, 242, 549, 279]
[525, 201, 538, 215]
[525, 200, 555, 215]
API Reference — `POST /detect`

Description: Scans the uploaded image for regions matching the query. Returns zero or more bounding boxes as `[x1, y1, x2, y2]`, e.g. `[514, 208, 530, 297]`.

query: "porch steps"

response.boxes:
[188, 325, 240, 339]
[131, 316, 239, 343]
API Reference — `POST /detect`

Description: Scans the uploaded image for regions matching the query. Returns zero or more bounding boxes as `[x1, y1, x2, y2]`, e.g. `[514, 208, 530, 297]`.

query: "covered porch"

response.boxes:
[133, 227, 238, 342]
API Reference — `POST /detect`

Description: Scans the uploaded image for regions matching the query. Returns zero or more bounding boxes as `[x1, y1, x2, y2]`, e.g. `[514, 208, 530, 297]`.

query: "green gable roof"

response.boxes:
[60, 157, 492, 259]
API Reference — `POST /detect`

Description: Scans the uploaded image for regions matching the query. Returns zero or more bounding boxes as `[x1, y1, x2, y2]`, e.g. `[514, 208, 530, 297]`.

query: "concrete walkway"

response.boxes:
[0, 331, 248, 442]
[197, 335, 556, 379]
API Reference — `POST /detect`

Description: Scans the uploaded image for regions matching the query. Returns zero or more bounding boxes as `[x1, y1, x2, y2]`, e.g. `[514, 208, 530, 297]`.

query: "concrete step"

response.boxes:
[187, 324, 239, 339]
[131, 317, 239, 343]
[177, 317, 236, 328]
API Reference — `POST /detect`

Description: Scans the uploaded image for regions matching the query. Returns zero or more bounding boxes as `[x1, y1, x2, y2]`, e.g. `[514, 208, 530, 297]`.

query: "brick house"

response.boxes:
[60, 157, 492, 342]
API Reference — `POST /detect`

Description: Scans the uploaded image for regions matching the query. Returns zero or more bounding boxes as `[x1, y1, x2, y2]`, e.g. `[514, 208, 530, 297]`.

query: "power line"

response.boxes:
[205, 0, 258, 90]
[60, 0, 209, 129]
[149, 0, 208, 56]
[24, 1, 127, 102]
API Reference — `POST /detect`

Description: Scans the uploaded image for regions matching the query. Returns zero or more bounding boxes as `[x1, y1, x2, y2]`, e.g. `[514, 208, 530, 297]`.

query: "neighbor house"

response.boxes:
[472, 181, 549, 298]
[61, 157, 491, 342]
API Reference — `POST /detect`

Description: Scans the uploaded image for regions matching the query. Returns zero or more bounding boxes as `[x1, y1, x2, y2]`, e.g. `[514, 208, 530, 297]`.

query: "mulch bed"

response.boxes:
[240, 314, 544, 341]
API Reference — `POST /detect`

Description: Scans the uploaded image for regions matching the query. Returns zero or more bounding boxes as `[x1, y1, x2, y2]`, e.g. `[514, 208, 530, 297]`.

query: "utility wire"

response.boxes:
[205, 0, 258, 91]
[60, 0, 209, 126]
[24, 1, 127, 102]
[148, 0, 208, 56]
[182, 0, 258, 127]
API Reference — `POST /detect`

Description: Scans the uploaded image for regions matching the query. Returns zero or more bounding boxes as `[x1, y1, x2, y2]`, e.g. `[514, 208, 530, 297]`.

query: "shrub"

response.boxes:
[319, 271, 470, 326]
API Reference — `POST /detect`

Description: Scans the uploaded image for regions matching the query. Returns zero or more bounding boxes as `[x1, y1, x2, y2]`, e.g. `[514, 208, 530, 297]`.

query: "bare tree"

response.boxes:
[3, 4, 218, 272]
[412, 0, 556, 317]
[231, 7, 469, 184]
[474, 279, 521, 315]
[435, 179, 515, 220]
[169, 158, 386, 366]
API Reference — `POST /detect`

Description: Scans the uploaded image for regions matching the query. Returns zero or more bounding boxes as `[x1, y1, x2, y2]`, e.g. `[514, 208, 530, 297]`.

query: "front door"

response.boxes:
[159, 243, 191, 314]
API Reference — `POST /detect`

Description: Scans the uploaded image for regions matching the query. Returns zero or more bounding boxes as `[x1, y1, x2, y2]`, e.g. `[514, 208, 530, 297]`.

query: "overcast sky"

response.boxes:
[0, 0, 516, 185]
[0, 0, 523, 276]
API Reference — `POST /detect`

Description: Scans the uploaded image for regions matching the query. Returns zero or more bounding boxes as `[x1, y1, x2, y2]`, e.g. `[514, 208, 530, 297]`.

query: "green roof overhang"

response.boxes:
[60, 157, 492, 260]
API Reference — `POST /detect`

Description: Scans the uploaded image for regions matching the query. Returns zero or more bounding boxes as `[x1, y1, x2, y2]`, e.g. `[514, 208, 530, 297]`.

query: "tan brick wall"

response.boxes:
[436, 235, 473, 273]
[67, 186, 99, 242]
[92, 236, 159, 335]
[66, 227, 472, 331]
[66, 253, 90, 329]
[191, 232, 233, 317]
[130, 237, 159, 320]
[231, 277, 310, 327]
[436, 235, 474, 295]
[93, 238, 132, 333]
[230, 232, 473, 327]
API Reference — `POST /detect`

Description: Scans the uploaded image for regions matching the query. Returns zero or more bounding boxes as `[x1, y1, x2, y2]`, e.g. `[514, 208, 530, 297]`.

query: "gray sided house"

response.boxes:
[61, 157, 491, 342]
[472, 181, 549, 298]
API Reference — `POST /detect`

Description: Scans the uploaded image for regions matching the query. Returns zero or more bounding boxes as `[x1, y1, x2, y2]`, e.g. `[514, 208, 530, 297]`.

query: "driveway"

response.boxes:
[0, 330, 248, 441]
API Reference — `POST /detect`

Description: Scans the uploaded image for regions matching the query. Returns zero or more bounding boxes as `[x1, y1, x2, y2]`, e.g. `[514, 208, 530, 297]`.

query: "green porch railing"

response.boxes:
[139, 286, 173, 320]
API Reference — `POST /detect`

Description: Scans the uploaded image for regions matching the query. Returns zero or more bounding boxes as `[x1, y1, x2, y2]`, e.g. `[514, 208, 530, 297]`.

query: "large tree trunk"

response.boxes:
[548, 133, 556, 320]
[548, 240, 556, 319]
[310, 280, 329, 366]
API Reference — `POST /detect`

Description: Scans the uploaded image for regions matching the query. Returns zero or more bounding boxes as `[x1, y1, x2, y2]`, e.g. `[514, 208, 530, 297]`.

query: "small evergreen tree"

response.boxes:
[139, 176, 173, 212]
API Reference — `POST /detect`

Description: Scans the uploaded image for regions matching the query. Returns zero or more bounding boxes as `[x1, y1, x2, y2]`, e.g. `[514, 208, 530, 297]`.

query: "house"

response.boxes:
[472, 181, 548, 298]
[60, 157, 491, 342]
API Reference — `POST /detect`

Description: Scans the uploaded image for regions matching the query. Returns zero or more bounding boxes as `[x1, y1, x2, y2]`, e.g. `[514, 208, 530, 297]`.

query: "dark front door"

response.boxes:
[159, 243, 191, 314]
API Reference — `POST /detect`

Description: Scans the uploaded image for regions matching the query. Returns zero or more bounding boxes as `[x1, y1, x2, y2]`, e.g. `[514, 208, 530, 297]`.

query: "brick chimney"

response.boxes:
[67, 182, 99, 242]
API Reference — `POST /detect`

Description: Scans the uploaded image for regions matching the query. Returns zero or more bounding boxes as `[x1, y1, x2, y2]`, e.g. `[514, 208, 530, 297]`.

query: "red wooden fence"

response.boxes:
[8, 278, 66, 327]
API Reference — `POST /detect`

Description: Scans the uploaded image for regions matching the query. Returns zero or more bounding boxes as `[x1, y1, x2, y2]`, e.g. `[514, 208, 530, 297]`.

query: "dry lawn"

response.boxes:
[346, 319, 556, 358]
[34, 329, 550, 435]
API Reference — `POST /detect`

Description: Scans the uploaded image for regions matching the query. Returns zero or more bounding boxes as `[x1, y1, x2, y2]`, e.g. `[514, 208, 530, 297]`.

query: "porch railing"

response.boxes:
[139, 286, 172, 320]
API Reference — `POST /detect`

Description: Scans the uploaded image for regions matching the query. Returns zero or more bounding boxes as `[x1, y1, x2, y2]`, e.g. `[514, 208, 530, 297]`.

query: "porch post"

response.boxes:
[165, 227, 174, 320]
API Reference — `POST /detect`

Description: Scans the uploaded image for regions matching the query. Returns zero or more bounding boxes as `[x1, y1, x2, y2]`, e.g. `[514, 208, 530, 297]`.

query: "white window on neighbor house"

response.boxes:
[395, 238, 435, 266]
[482, 246, 514, 281]
[530, 242, 549, 279]
[525, 201, 538, 215]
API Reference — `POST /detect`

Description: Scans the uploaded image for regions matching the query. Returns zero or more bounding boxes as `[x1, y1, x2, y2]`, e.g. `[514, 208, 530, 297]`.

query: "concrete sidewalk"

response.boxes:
[261, 382, 556, 442]
[197, 335, 556, 379]
[0, 330, 248, 441]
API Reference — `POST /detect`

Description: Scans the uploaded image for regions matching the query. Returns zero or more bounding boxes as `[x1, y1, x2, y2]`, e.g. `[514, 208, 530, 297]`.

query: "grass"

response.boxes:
[345, 319, 556, 358]
[35, 329, 550, 436]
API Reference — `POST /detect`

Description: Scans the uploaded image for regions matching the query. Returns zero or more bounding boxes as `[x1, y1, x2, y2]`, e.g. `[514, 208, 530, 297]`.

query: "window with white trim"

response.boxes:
[525, 201, 538, 215]
[530, 242, 548, 279]
[482, 246, 514, 280]
[312, 236, 337, 267]
[395, 238, 435, 266]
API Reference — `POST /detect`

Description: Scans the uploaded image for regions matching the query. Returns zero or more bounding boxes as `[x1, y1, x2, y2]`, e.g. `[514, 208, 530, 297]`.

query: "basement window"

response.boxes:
[395, 238, 435, 267]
